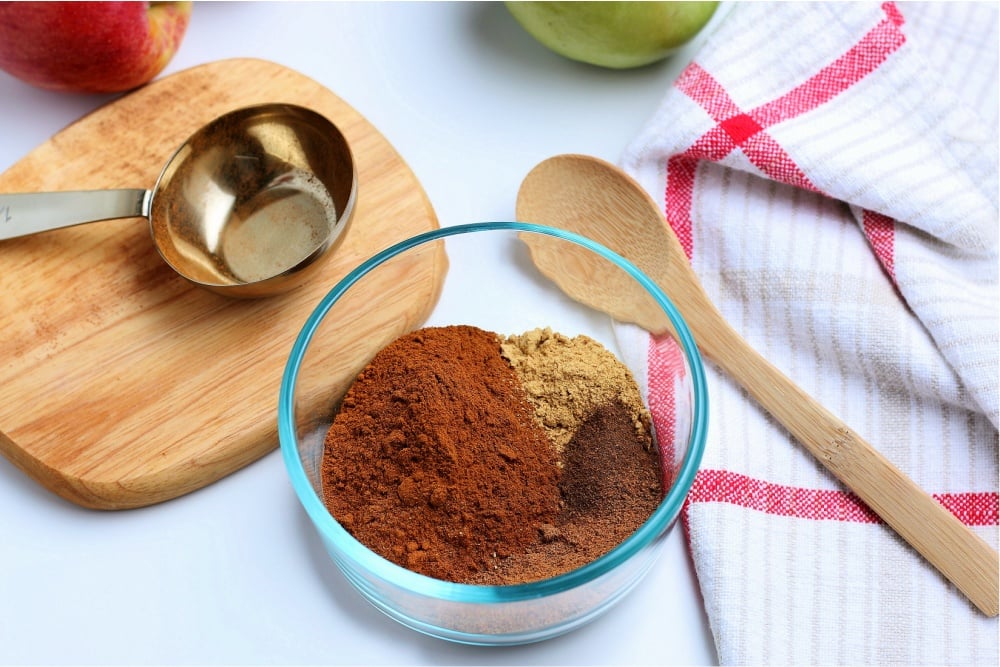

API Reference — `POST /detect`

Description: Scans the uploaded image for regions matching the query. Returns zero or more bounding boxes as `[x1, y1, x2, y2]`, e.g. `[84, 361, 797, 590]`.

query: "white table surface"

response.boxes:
[0, 3, 727, 664]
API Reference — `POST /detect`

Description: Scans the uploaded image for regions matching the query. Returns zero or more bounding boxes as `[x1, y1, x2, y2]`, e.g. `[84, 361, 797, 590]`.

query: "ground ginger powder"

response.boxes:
[499, 327, 652, 456]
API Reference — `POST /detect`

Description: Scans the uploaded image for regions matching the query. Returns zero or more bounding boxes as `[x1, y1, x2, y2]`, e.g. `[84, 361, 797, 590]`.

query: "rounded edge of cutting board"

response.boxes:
[0, 58, 448, 509]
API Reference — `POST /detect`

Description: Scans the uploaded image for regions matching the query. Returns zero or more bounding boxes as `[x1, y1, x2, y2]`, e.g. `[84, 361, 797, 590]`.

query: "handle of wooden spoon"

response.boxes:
[704, 319, 999, 616]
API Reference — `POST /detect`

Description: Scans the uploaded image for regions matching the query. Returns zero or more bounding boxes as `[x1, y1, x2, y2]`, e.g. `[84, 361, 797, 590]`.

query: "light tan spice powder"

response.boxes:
[499, 327, 652, 456]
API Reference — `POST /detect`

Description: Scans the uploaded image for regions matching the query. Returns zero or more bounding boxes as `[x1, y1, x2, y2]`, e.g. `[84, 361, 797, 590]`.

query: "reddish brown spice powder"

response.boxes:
[321, 325, 561, 582]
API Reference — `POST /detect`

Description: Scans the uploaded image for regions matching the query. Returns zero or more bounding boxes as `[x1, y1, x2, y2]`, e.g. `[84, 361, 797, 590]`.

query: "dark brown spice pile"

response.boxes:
[470, 399, 662, 584]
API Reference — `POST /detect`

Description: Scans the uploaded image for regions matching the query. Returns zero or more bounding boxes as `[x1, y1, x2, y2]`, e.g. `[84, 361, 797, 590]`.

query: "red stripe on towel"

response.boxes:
[665, 3, 906, 257]
[683, 469, 999, 526]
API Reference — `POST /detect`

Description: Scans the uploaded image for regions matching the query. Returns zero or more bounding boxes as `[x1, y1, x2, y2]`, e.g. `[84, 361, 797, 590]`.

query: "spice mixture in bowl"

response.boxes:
[278, 222, 708, 645]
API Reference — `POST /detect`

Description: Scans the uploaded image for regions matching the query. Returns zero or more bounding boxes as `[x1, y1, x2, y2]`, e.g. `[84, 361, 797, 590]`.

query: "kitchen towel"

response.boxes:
[614, 2, 999, 664]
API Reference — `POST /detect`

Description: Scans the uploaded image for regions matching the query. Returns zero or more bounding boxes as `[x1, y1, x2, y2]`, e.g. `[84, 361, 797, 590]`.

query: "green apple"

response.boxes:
[505, 1, 719, 69]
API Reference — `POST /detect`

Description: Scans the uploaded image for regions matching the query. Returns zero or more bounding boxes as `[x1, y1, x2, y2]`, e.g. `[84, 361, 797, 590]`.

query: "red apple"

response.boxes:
[0, 1, 191, 93]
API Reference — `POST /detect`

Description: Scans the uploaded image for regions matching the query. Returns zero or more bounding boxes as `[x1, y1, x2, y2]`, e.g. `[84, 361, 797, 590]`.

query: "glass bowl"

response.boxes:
[278, 221, 708, 645]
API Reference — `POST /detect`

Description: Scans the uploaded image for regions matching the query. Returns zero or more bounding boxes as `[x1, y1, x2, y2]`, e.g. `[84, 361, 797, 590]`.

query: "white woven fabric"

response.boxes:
[615, 3, 999, 664]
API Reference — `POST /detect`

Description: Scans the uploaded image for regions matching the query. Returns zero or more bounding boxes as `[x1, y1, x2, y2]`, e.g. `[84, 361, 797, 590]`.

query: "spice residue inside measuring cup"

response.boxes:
[220, 168, 337, 283]
[320, 325, 661, 585]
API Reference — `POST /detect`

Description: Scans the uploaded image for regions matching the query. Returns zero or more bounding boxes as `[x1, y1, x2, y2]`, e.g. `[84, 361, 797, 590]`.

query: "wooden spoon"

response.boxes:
[516, 153, 999, 617]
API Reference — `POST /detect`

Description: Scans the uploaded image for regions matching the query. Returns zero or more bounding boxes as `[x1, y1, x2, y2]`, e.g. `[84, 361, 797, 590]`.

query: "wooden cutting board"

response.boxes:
[0, 58, 447, 510]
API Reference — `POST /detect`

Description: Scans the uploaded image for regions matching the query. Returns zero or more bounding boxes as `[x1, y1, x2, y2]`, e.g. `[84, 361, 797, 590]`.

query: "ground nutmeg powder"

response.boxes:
[321, 324, 662, 585]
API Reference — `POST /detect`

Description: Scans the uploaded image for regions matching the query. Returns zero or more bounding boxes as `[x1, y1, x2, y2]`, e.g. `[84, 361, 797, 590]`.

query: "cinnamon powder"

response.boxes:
[321, 325, 560, 581]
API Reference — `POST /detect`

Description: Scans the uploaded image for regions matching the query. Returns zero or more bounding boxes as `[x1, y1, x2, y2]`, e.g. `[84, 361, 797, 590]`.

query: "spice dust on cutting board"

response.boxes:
[320, 325, 661, 585]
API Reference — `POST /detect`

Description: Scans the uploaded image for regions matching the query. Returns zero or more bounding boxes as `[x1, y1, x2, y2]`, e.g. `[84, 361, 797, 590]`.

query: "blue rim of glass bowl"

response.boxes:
[278, 221, 708, 603]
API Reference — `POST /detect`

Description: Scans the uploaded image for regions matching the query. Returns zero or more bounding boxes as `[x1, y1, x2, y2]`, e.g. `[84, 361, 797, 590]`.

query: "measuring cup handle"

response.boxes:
[0, 189, 151, 241]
